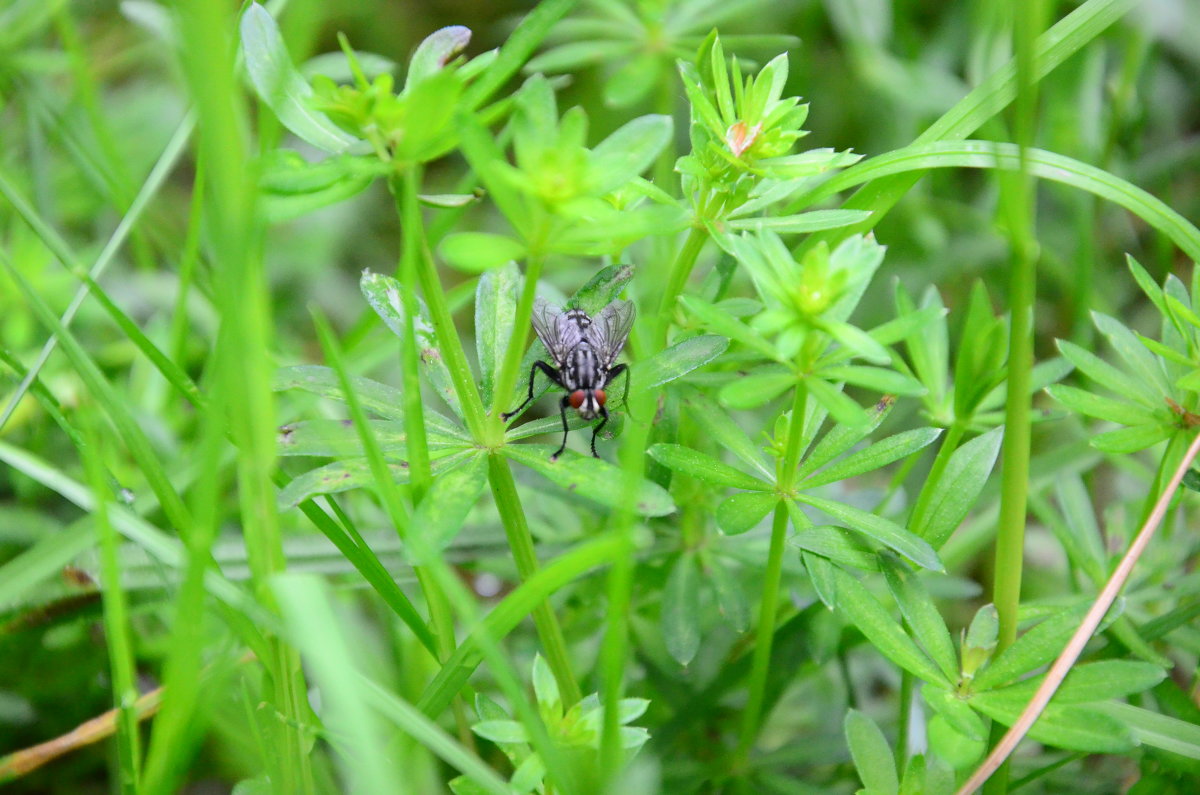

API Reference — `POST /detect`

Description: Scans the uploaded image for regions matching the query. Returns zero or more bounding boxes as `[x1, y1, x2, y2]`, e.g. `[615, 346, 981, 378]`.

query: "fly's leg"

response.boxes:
[551, 395, 572, 460]
[590, 406, 609, 458]
[502, 360, 562, 421]
[603, 364, 634, 420]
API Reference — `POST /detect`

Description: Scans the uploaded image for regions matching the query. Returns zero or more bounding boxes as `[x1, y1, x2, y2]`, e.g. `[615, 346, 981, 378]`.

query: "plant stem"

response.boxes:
[986, 2, 1046, 790]
[490, 250, 546, 428]
[394, 168, 433, 499]
[487, 453, 582, 706]
[735, 382, 808, 768]
[909, 421, 965, 535]
[657, 225, 708, 345]
[896, 668, 913, 776]
[598, 373, 657, 782]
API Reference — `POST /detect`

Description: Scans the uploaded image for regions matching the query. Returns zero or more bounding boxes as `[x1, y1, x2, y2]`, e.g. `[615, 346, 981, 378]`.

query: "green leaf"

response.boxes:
[820, 365, 926, 397]
[1091, 423, 1173, 454]
[796, 395, 894, 479]
[278, 451, 474, 510]
[411, 454, 489, 556]
[802, 551, 840, 609]
[822, 321, 892, 365]
[501, 445, 675, 516]
[680, 387, 774, 479]
[789, 525, 880, 571]
[991, 660, 1164, 705]
[462, 0, 575, 110]
[795, 495, 942, 571]
[912, 426, 1002, 549]
[1057, 339, 1162, 411]
[276, 419, 466, 458]
[406, 26, 471, 90]
[726, 209, 872, 234]
[923, 686, 987, 741]
[532, 653, 561, 723]
[708, 556, 749, 632]
[844, 709, 899, 795]
[0, 519, 92, 610]
[603, 51, 660, 107]
[830, 565, 949, 685]
[239, 4, 357, 152]
[258, 150, 384, 221]
[471, 719, 530, 744]
[716, 492, 779, 536]
[719, 371, 795, 409]
[568, 263, 636, 314]
[806, 377, 870, 426]
[1096, 702, 1200, 759]
[880, 557, 958, 682]
[588, 114, 673, 195]
[800, 428, 941, 488]
[662, 554, 702, 666]
[475, 262, 519, 406]
[973, 603, 1091, 691]
[1045, 383, 1156, 426]
[360, 270, 464, 417]
[632, 334, 729, 389]
[968, 694, 1133, 753]
[272, 365, 466, 437]
[646, 444, 769, 491]
[439, 232, 527, 273]
[679, 295, 777, 358]
[1092, 311, 1171, 397]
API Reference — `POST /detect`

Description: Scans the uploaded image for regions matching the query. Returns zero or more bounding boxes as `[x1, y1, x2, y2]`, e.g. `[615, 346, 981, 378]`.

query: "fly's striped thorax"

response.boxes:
[563, 342, 602, 390]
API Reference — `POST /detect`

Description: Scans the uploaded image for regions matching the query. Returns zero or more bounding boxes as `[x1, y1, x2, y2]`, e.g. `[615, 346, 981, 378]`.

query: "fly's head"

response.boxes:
[569, 388, 606, 419]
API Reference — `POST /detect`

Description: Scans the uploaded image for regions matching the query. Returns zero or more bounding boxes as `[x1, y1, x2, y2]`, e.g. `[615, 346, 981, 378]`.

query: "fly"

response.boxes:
[502, 297, 635, 459]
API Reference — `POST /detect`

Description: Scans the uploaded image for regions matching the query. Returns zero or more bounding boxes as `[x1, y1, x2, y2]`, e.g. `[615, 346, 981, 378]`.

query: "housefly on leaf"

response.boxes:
[502, 297, 634, 459]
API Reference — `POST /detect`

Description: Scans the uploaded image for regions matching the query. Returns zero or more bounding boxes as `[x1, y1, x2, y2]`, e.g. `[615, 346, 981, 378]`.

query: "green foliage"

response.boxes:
[4, 0, 1200, 793]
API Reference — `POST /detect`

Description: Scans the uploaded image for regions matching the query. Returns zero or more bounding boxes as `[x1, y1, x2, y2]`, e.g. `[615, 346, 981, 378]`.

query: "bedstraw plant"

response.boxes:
[2, 1, 1200, 794]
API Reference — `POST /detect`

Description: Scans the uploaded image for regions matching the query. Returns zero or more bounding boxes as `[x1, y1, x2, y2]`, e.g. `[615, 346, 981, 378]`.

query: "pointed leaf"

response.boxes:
[411, 454, 488, 555]
[475, 263, 519, 405]
[632, 334, 729, 389]
[800, 428, 941, 488]
[880, 557, 958, 682]
[716, 491, 779, 536]
[662, 554, 702, 666]
[830, 565, 949, 685]
[680, 387, 773, 479]
[912, 426, 1002, 549]
[239, 4, 358, 152]
[502, 445, 675, 516]
[647, 443, 769, 491]
[589, 114, 673, 195]
[844, 709, 899, 795]
[796, 494, 942, 571]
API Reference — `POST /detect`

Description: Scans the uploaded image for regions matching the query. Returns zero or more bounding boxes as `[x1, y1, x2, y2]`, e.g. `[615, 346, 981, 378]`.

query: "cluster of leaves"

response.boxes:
[5, 0, 1200, 793]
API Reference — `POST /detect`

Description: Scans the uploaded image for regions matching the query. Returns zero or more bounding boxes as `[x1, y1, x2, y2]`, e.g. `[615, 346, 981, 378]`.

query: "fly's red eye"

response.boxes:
[594, 389, 607, 406]
[569, 390, 586, 409]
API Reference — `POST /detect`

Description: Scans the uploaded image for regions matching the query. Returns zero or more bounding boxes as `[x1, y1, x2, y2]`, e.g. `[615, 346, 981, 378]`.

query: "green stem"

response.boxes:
[395, 168, 432, 499]
[490, 250, 546, 427]
[909, 422, 965, 535]
[598, 375, 656, 782]
[735, 382, 808, 768]
[487, 454, 582, 706]
[896, 666, 913, 777]
[657, 226, 708, 345]
[987, 2, 1046, 789]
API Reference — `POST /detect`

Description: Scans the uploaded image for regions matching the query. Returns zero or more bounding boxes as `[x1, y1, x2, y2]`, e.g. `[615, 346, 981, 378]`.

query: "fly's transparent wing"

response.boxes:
[530, 296, 581, 367]
[584, 299, 635, 368]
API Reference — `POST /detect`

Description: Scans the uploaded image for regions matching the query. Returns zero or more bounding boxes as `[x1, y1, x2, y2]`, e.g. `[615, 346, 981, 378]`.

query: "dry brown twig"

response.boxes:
[956, 430, 1200, 795]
